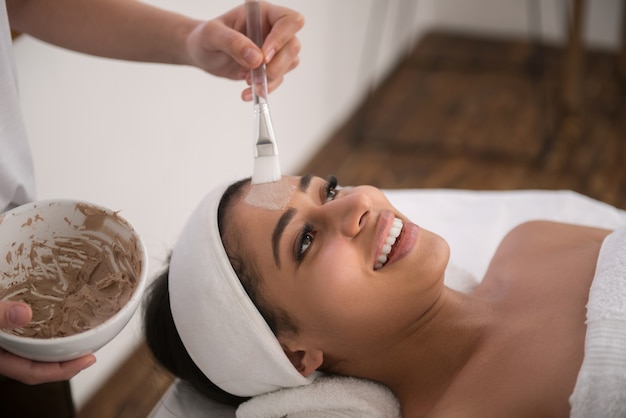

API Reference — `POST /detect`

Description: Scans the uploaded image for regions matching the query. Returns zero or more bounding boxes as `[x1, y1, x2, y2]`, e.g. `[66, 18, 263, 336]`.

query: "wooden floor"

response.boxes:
[77, 31, 626, 417]
[300, 31, 626, 209]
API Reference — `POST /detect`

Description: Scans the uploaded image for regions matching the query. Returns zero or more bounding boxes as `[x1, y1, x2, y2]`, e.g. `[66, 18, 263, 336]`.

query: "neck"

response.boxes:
[359, 288, 492, 415]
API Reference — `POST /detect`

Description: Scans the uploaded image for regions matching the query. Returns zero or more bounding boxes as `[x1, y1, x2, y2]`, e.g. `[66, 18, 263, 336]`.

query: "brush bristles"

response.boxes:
[252, 155, 281, 184]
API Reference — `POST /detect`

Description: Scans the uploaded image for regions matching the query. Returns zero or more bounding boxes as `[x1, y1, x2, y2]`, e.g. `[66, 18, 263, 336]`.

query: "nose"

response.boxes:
[324, 189, 371, 237]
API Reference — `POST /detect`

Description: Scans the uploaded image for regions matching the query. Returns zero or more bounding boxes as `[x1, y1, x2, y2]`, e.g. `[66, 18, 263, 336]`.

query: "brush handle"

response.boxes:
[245, 0, 269, 105]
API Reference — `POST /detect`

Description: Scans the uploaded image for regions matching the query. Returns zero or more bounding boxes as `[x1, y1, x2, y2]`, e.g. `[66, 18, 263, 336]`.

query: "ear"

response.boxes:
[278, 335, 324, 377]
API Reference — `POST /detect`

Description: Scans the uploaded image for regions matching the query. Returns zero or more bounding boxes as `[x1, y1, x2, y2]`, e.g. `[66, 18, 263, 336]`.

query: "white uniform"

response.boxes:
[0, 0, 36, 213]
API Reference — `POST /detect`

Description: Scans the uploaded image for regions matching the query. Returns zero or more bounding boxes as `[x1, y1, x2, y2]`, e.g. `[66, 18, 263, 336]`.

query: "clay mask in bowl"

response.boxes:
[0, 199, 148, 362]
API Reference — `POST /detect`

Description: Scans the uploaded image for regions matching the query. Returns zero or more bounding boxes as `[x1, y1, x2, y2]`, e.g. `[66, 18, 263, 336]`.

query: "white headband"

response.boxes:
[169, 183, 313, 397]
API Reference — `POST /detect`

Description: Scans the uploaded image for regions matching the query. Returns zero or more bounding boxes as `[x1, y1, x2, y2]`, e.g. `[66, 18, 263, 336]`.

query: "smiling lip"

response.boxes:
[386, 221, 418, 266]
[373, 211, 419, 270]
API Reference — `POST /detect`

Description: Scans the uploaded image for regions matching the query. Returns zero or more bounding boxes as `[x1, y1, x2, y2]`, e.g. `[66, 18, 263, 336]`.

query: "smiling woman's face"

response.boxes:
[228, 175, 450, 363]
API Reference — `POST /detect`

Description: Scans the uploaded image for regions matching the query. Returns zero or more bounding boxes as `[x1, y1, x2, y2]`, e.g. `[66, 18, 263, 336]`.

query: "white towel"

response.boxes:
[236, 375, 401, 418]
[570, 225, 626, 418]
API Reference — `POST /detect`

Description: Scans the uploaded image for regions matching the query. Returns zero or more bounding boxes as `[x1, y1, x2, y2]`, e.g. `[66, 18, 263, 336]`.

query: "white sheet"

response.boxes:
[150, 189, 626, 418]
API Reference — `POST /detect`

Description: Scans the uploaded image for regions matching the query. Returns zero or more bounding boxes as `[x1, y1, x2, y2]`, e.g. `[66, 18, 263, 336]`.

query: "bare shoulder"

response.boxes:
[480, 221, 612, 292]
[458, 222, 612, 418]
[496, 220, 611, 258]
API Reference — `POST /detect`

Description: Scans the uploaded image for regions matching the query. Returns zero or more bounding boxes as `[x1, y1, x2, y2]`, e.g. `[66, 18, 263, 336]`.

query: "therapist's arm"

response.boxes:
[6, 0, 303, 100]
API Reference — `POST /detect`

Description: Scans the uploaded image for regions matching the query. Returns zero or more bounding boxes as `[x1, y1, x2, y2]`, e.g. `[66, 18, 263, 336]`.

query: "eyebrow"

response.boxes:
[271, 175, 313, 267]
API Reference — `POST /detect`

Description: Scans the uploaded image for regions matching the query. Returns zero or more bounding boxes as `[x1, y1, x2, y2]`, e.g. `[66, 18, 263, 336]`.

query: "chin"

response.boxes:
[421, 230, 451, 277]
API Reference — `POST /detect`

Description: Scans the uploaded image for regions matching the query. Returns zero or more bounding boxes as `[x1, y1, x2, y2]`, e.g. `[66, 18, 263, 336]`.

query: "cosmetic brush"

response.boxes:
[246, 0, 281, 184]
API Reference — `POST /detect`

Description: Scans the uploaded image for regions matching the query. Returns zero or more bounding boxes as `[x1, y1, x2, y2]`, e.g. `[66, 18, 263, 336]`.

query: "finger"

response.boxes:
[262, 6, 305, 63]
[0, 348, 96, 385]
[0, 301, 32, 328]
[266, 74, 285, 96]
[241, 86, 253, 102]
[214, 23, 264, 70]
[265, 37, 301, 82]
[242, 73, 283, 101]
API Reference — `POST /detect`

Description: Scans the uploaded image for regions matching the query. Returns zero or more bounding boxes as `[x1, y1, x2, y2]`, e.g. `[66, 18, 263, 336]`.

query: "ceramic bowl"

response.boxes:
[0, 200, 148, 362]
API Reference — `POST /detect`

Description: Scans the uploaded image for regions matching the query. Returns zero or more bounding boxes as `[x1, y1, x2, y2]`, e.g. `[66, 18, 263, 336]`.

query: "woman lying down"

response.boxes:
[143, 175, 626, 417]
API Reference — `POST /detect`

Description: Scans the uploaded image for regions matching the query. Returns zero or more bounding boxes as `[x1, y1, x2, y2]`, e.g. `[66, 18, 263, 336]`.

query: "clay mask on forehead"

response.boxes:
[244, 178, 296, 211]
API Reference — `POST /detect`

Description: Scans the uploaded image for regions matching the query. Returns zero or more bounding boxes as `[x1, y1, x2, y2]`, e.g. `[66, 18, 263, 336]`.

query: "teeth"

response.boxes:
[374, 217, 403, 270]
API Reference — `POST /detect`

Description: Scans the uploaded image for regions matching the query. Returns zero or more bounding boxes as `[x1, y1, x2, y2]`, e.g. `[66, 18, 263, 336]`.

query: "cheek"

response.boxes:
[300, 245, 368, 317]
[297, 246, 400, 339]
[311, 244, 364, 301]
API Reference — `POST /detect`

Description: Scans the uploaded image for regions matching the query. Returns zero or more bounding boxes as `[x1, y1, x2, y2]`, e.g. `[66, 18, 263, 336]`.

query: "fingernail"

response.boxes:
[265, 48, 276, 64]
[9, 304, 31, 326]
[243, 48, 261, 66]
[242, 90, 252, 101]
[84, 356, 97, 369]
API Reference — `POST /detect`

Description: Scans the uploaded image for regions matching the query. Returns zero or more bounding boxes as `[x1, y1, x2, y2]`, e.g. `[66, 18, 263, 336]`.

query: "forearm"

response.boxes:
[7, 0, 199, 65]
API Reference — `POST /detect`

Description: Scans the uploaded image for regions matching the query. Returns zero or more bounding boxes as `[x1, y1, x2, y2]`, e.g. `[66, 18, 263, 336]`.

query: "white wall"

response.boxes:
[11, 0, 623, 409]
[432, 0, 624, 49]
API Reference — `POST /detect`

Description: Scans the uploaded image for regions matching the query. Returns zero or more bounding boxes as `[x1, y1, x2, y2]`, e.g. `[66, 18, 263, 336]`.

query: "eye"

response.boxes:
[295, 224, 314, 261]
[323, 175, 338, 203]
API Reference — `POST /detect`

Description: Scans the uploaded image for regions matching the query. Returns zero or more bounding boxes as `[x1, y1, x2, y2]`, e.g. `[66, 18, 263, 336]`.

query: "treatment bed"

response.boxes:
[150, 188, 626, 418]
